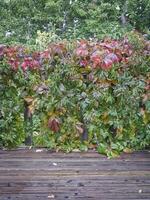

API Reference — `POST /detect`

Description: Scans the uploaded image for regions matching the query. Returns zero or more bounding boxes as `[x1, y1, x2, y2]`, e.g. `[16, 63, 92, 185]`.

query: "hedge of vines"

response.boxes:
[0, 32, 150, 157]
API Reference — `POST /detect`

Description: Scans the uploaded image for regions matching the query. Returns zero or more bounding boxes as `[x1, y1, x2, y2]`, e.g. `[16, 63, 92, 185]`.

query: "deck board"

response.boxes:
[0, 149, 149, 200]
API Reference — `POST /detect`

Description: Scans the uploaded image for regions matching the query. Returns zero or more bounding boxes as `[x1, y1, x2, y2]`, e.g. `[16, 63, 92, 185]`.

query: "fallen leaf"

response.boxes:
[52, 162, 57, 166]
[48, 194, 55, 198]
[36, 149, 43, 153]
[138, 189, 142, 194]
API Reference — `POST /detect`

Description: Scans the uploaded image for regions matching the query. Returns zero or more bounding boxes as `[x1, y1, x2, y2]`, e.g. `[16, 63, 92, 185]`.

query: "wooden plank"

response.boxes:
[0, 194, 150, 200]
[0, 176, 149, 184]
[0, 149, 149, 159]
[0, 170, 149, 176]
[0, 150, 149, 200]
[0, 162, 149, 171]
[0, 184, 150, 193]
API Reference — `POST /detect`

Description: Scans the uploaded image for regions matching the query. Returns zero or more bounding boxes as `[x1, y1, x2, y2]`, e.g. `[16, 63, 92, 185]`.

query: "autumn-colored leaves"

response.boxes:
[1, 38, 133, 73]
[75, 38, 132, 70]
[1, 37, 149, 154]
[48, 118, 61, 133]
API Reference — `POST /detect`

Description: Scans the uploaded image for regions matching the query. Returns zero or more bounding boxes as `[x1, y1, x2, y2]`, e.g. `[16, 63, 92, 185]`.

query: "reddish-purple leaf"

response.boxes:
[48, 118, 60, 133]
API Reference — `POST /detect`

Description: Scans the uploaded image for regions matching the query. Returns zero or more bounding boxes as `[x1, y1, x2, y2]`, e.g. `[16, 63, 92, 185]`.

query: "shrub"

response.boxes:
[0, 36, 150, 157]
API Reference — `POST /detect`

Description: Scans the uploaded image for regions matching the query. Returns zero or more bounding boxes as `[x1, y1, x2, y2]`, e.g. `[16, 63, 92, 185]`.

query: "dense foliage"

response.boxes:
[0, 0, 150, 44]
[0, 32, 150, 157]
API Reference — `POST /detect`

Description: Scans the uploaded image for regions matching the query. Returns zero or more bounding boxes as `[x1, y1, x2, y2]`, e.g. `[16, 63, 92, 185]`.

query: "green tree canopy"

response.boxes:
[0, 0, 150, 43]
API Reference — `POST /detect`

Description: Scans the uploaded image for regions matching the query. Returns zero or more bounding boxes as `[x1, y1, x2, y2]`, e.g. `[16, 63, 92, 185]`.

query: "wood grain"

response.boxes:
[0, 149, 149, 200]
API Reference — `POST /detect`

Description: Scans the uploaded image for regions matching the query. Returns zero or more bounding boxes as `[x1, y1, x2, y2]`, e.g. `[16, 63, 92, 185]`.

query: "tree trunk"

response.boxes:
[120, 1, 128, 26]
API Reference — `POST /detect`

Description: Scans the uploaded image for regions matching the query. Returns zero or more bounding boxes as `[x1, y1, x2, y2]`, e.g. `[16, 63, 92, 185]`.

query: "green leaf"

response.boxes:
[97, 143, 108, 155]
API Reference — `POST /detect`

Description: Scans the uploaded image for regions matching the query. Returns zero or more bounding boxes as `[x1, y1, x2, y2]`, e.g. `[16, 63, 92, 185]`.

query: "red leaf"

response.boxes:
[76, 48, 89, 57]
[30, 60, 40, 69]
[101, 58, 113, 70]
[8, 58, 19, 71]
[76, 41, 89, 57]
[105, 53, 119, 63]
[80, 60, 88, 67]
[101, 53, 119, 70]
[48, 118, 60, 133]
[40, 50, 51, 59]
[51, 43, 67, 56]
[91, 55, 101, 68]
[21, 61, 28, 71]
[21, 57, 40, 71]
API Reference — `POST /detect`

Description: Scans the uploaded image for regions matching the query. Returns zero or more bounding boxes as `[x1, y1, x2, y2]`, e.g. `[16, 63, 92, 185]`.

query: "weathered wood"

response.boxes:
[0, 150, 149, 200]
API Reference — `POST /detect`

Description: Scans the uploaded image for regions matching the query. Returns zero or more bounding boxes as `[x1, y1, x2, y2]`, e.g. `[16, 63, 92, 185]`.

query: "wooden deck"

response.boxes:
[0, 149, 149, 200]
